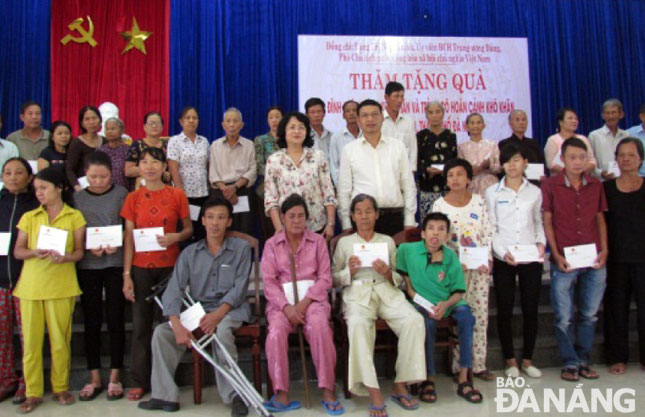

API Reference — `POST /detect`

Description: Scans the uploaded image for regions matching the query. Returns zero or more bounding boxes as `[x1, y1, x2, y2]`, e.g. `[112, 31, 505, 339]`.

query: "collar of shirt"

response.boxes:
[383, 109, 406, 123]
[312, 127, 331, 140]
[496, 177, 529, 193]
[33, 203, 76, 223]
[418, 243, 447, 266]
[342, 126, 362, 138]
[359, 134, 391, 148]
[273, 229, 318, 253]
[193, 237, 234, 259]
[600, 124, 627, 138]
[178, 132, 207, 145]
[556, 171, 591, 188]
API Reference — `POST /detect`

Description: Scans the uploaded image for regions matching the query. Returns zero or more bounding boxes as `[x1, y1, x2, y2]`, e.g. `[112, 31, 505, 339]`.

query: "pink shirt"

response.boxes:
[261, 229, 332, 314]
[544, 133, 596, 170]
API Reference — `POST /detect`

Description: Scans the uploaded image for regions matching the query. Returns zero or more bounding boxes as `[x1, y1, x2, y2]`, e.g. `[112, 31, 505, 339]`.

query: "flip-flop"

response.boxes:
[390, 394, 419, 410]
[107, 382, 124, 401]
[127, 388, 145, 401]
[369, 404, 388, 417]
[321, 400, 345, 415]
[262, 395, 301, 413]
[79, 383, 104, 401]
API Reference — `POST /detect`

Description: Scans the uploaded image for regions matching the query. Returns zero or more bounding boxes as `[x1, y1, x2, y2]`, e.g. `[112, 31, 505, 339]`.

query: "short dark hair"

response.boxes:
[2, 157, 33, 176]
[49, 120, 72, 151]
[20, 100, 41, 114]
[139, 146, 167, 164]
[342, 100, 358, 112]
[357, 99, 383, 115]
[385, 81, 404, 96]
[561, 137, 588, 156]
[350, 193, 378, 213]
[267, 106, 284, 117]
[276, 112, 314, 148]
[499, 143, 527, 166]
[202, 196, 233, 219]
[422, 212, 450, 231]
[84, 150, 112, 171]
[180, 106, 198, 119]
[144, 111, 164, 125]
[78, 105, 102, 134]
[615, 137, 644, 161]
[556, 107, 577, 131]
[304, 98, 325, 114]
[280, 193, 309, 219]
[443, 158, 473, 180]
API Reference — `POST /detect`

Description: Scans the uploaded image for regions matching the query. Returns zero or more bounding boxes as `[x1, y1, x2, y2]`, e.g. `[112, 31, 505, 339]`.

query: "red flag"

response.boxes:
[51, 0, 170, 139]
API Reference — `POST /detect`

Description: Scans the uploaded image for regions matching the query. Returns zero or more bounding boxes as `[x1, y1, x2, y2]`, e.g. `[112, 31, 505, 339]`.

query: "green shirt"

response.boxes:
[396, 242, 467, 317]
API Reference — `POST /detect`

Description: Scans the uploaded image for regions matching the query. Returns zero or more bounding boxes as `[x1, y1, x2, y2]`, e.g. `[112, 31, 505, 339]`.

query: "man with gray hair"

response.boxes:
[209, 107, 257, 235]
[589, 99, 629, 181]
[497, 109, 544, 184]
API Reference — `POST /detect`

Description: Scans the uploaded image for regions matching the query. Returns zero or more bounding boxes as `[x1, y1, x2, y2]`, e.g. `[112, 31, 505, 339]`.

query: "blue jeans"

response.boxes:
[418, 304, 475, 376]
[550, 263, 607, 369]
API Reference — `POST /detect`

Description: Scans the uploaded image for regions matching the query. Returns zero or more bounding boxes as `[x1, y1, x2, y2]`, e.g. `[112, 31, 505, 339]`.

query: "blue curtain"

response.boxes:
[170, 0, 645, 145]
[0, 0, 51, 137]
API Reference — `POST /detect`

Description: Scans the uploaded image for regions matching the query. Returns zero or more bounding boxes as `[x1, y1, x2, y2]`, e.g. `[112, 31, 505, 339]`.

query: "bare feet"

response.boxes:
[609, 362, 627, 375]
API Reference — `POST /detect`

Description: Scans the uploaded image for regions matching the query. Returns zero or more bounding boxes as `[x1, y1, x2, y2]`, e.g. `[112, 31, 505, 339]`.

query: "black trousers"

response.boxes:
[77, 267, 126, 370]
[604, 262, 645, 365]
[374, 209, 404, 237]
[211, 186, 255, 237]
[130, 266, 173, 389]
[492, 258, 542, 360]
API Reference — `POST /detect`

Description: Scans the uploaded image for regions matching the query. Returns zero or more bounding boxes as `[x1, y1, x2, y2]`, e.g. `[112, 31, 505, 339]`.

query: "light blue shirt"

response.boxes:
[328, 127, 361, 184]
[626, 124, 645, 176]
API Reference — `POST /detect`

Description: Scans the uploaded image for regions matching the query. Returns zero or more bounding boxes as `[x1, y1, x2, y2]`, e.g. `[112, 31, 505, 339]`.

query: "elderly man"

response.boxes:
[381, 82, 417, 169]
[139, 197, 252, 416]
[332, 194, 425, 416]
[589, 99, 630, 181]
[6, 101, 50, 160]
[261, 193, 343, 415]
[209, 108, 257, 236]
[338, 99, 417, 237]
[328, 100, 361, 185]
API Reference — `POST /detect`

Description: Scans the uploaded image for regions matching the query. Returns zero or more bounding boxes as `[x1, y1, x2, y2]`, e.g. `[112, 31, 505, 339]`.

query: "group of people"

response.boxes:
[0, 85, 643, 416]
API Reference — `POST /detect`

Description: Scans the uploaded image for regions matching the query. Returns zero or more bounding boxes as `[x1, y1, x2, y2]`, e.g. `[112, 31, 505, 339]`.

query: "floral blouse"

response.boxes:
[458, 138, 501, 195]
[417, 128, 458, 193]
[264, 147, 337, 232]
[431, 193, 493, 261]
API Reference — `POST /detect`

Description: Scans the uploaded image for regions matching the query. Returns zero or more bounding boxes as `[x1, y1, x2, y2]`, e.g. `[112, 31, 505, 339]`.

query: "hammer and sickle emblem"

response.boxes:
[60, 16, 98, 47]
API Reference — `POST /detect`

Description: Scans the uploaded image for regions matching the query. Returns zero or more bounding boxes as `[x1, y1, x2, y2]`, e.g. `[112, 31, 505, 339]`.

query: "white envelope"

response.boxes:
[525, 164, 545, 180]
[508, 244, 542, 263]
[77, 176, 90, 189]
[36, 225, 68, 255]
[607, 161, 621, 177]
[133, 227, 166, 252]
[459, 246, 489, 270]
[0, 232, 11, 256]
[552, 149, 564, 168]
[189, 205, 201, 221]
[353, 242, 389, 267]
[282, 280, 315, 305]
[86, 225, 123, 250]
[413, 293, 435, 314]
[28, 160, 39, 174]
[430, 164, 445, 171]
[564, 244, 598, 269]
[177, 302, 206, 332]
[233, 196, 250, 213]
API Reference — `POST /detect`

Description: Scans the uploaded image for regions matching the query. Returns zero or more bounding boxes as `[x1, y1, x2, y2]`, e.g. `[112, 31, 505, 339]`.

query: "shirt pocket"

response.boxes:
[217, 264, 236, 293]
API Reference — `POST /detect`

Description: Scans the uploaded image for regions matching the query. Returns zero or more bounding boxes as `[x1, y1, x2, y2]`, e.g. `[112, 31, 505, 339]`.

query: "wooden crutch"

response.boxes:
[289, 253, 312, 409]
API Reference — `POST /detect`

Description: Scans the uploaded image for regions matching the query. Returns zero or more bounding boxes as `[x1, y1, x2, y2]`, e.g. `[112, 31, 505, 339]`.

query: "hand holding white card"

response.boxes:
[170, 302, 206, 332]
[86, 225, 123, 250]
[413, 293, 435, 314]
[28, 160, 39, 174]
[282, 280, 315, 305]
[564, 244, 598, 269]
[0, 232, 11, 256]
[607, 161, 621, 177]
[353, 243, 389, 267]
[133, 227, 166, 252]
[189, 205, 201, 221]
[459, 247, 489, 270]
[36, 225, 68, 255]
[508, 244, 542, 263]
[77, 176, 90, 189]
[525, 164, 545, 180]
[233, 196, 250, 213]
[430, 164, 445, 171]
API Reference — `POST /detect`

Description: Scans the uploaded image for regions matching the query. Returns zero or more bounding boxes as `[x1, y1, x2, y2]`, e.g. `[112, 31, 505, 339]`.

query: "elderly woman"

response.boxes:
[457, 113, 501, 195]
[417, 101, 458, 220]
[98, 117, 130, 189]
[66, 106, 105, 191]
[264, 112, 337, 240]
[544, 107, 596, 175]
[602, 138, 645, 375]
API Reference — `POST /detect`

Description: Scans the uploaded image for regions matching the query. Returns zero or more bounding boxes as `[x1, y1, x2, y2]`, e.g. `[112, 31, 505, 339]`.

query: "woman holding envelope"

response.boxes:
[0, 158, 39, 404]
[12, 166, 86, 412]
[457, 113, 500, 195]
[73, 151, 128, 401]
[120, 147, 192, 401]
[484, 144, 546, 379]
[544, 107, 596, 175]
[431, 158, 494, 381]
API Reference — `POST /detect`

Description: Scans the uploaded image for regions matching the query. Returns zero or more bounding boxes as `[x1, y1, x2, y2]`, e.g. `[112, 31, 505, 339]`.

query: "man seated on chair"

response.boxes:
[332, 193, 425, 416]
[396, 212, 482, 404]
[261, 193, 344, 415]
[138, 196, 252, 416]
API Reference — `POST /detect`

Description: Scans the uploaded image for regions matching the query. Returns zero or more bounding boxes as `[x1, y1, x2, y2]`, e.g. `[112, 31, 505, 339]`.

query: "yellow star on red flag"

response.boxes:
[120, 17, 151, 55]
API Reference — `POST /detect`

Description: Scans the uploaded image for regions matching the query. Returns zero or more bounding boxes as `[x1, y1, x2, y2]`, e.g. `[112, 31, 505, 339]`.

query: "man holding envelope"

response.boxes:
[332, 194, 425, 415]
[541, 137, 609, 382]
[139, 197, 252, 416]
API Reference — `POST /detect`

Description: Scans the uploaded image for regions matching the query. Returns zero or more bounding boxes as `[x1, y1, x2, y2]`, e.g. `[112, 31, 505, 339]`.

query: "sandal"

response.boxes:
[418, 381, 436, 403]
[107, 382, 124, 400]
[127, 387, 145, 401]
[579, 365, 599, 380]
[473, 369, 495, 381]
[457, 381, 483, 403]
[369, 403, 388, 417]
[561, 368, 579, 382]
[53, 391, 75, 405]
[79, 382, 104, 401]
[609, 363, 627, 375]
[390, 393, 419, 410]
[17, 397, 43, 414]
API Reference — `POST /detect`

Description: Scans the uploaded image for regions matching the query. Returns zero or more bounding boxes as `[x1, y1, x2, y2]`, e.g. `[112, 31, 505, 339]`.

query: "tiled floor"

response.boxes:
[2, 366, 643, 416]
